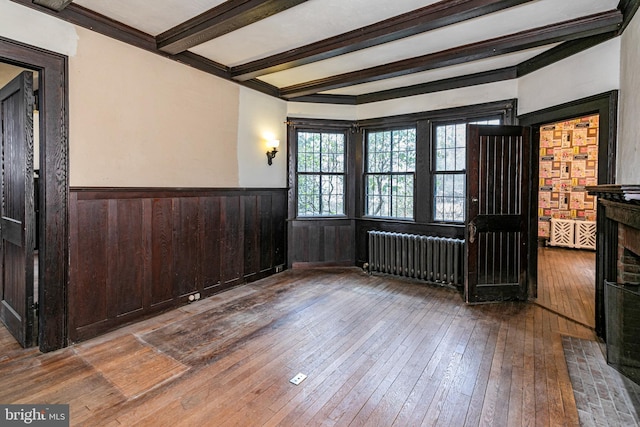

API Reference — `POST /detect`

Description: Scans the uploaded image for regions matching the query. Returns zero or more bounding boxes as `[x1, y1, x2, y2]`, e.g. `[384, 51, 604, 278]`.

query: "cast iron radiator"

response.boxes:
[367, 231, 465, 286]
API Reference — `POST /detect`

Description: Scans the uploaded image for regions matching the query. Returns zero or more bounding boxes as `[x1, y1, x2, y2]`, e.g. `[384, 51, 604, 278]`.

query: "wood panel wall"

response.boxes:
[68, 188, 286, 343]
[288, 219, 355, 267]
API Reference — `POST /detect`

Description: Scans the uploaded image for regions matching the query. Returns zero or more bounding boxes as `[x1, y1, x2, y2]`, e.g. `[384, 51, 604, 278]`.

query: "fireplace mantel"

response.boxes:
[588, 184, 640, 385]
[587, 184, 640, 204]
[587, 185, 640, 231]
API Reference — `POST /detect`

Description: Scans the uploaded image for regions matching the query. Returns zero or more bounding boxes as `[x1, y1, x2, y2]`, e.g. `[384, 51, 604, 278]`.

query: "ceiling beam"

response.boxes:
[356, 67, 518, 105]
[516, 32, 618, 77]
[230, 0, 535, 81]
[617, 0, 640, 34]
[279, 10, 623, 99]
[157, 0, 309, 55]
[32, 0, 72, 12]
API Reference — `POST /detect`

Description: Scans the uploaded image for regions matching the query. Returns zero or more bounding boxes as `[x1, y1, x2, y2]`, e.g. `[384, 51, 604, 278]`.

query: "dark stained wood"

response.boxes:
[618, 0, 640, 34]
[588, 184, 640, 205]
[259, 194, 273, 272]
[0, 71, 35, 348]
[284, 94, 357, 105]
[230, 0, 535, 81]
[9, 0, 630, 104]
[290, 35, 617, 105]
[516, 32, 618, 77]
[68, 188, 287, 343]
[157, 0, 310, 55]
[31, 0, 72, 12]
[0, 268, 602, 425]
[151, 197, 175, 306]
[243, 195, 260, 279]
[355, 67, 518, 105]
[0, 35, 69, 353]
[222, 195, 244, 285]
[289, 220, 355, 267]
[279, 11, 623, 98]
[173, 197, 200, 297]
[200, 196, 222, 290]
[519, 91, 618, 338]
[69, 196, 108, 337]
[287, 102, 517, 268]
[466, 125, 530, 303]
[112, 199, 147, 317]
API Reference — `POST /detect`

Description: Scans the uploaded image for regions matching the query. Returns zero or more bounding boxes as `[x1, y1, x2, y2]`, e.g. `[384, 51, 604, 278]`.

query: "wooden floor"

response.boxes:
[536, 247, 596, 328]
[0, 268, 598, 426]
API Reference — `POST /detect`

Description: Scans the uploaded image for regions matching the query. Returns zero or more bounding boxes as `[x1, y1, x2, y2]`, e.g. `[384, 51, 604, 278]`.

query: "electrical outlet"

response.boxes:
[290, 373, 307, 385]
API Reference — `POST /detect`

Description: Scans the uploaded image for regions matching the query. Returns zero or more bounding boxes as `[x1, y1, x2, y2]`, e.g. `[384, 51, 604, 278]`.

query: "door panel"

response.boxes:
[0, 71, 35, 347]
[465, 125, 530, 303]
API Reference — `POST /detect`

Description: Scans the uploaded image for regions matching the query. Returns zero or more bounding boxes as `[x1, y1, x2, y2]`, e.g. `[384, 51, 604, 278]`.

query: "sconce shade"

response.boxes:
[267, 139, 280, 149]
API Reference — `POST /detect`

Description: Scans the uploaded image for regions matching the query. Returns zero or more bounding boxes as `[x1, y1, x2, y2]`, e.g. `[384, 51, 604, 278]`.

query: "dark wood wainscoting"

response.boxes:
[288, 219, 355, 267]
[69, 188, 286, 343]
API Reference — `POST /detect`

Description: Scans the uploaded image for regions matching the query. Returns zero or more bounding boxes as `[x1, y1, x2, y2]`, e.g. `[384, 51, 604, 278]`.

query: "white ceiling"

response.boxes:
[53, 0, 623, 101]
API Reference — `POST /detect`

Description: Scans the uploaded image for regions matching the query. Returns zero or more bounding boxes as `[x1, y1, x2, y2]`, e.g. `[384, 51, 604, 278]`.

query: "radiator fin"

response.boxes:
[368, 231, 465, 286]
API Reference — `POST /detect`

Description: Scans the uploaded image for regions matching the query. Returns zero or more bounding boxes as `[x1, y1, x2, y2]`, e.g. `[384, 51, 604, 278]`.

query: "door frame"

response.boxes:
[0, 36, 69, 352]
[518, 90, 618, 338]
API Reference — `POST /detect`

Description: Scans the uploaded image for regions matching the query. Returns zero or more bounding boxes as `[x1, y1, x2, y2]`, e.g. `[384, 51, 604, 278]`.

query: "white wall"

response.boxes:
[0, 0, 77, 56]
[517, 38, 621, 116]
[69, 27, 242, 187]
[287, 101, 357, 121]
[0, 0, 288, 188]
[237, 87, 288, 188]
[618, 12, 640, 184]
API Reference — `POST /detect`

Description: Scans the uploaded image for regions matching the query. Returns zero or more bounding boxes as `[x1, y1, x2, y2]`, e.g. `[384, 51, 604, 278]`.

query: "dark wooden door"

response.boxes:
[0, 71, 36, 347]
[465, 125, 530, 303]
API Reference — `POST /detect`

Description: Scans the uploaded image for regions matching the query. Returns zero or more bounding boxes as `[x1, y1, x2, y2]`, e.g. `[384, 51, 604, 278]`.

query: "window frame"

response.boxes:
[289, 122, 353, 220]
[430, 116, 502, 224]
[363, 126, 417, 220]
[287, 100, 516, 229]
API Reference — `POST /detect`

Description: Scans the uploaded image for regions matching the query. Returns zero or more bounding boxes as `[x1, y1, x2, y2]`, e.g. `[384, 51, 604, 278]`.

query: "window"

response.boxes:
[433, 119, 499, 222]
[365, 128, 416, 219]
[296, 131, 345, 217]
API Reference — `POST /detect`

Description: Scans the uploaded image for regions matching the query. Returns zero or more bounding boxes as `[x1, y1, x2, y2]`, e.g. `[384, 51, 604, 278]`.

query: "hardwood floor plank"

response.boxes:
[0, 267, 608, 426]
[353, 292, 457, 426]
[537, 247, 595, 328]
[323, 293, 439, 425]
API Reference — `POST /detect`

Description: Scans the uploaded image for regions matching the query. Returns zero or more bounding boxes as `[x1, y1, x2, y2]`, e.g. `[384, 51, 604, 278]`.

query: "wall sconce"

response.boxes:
[266, 139, 279, 166]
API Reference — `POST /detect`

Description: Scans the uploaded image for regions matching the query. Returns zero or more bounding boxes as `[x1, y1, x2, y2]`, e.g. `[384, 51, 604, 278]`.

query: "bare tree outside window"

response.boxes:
[433, 119, 499, 222]
[365, 128, 416, 219]
[297, 131, 345, 217]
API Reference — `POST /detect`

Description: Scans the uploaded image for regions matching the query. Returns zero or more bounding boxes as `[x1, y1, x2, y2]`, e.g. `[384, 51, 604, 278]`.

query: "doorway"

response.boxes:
[519, 91, 618, 338]
[535, 114, 599, 327]
[0, 36, 69, 352]
[0, 65, 39, 347]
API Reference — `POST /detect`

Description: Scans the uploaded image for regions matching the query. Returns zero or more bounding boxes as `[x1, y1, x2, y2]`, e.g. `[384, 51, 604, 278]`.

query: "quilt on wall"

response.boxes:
[538, 115, 599, 239]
